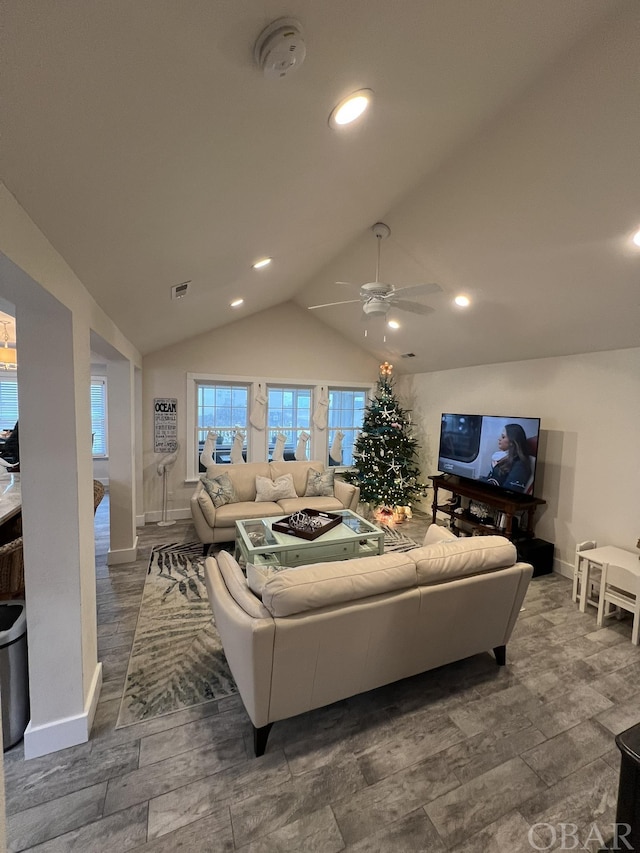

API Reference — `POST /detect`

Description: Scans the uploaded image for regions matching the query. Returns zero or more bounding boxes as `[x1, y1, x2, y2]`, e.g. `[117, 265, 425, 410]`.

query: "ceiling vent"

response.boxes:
[401, 352, 416, 358]
[254, 18, 306, 79]
[171, 281, 191, 300]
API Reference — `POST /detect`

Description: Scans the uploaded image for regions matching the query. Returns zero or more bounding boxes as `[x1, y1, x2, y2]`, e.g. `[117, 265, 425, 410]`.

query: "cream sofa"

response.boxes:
[191, 460, 360, 549]
[203, 525, 533, 756]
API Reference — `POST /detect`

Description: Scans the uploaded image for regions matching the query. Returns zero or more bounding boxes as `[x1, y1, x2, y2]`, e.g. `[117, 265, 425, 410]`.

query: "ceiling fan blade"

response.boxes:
[388, 282, 442, 297]
[391, 299, 435, 316]
[308, 299, 362, 310]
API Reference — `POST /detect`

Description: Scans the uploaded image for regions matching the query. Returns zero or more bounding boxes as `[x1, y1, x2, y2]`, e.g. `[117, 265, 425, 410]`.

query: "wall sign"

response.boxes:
[154, 398, 178, 453]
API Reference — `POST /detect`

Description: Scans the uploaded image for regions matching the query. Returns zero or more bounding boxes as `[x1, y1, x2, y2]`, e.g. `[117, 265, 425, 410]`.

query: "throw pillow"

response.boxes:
[304, 467, 335, 497]
[255, 473, 297, 502]
[200, 473, 238, 508]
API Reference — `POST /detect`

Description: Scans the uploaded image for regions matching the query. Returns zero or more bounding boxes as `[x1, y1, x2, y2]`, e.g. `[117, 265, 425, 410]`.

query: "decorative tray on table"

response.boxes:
[272, 509, 342, 541]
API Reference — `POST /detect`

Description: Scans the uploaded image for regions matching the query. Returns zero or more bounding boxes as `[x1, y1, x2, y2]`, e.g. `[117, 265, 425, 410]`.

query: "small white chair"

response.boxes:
[596, 561, 640, 645]
[573, 540, 597, 606]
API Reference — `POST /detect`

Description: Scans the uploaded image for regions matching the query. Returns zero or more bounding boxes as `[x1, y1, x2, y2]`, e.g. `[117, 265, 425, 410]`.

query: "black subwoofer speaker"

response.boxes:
[515, 537, 554, 577]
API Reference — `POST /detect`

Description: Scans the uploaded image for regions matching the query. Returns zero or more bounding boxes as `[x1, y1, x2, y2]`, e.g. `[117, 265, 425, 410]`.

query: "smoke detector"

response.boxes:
[254, 18, 306, 79]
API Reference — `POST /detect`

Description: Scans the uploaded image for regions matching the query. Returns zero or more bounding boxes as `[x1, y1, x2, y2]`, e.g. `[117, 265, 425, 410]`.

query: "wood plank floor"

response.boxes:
[4, 497, 640, 852]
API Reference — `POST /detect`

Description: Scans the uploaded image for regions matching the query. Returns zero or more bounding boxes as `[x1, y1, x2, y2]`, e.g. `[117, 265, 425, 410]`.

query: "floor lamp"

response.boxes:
[157, 443, 179, 527]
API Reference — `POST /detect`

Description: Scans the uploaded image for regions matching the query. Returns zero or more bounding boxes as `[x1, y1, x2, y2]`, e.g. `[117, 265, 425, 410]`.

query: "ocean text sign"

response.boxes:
[154, 398, 178, 453]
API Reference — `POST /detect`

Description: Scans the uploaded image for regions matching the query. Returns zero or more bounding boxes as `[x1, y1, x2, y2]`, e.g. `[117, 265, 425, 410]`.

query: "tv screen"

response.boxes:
[438, 413, 541, 496]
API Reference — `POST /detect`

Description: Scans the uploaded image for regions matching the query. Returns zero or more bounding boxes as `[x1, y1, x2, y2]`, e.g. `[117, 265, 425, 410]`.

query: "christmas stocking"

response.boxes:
[295, 431, 310, 460]
[330, 430, 344, 464]
[271, 432, 287, 461]
[200, 430, 217, 469]
[230, 429, 246, 464]
[250, 390, 268, 430]
[313, 388, 329, 430]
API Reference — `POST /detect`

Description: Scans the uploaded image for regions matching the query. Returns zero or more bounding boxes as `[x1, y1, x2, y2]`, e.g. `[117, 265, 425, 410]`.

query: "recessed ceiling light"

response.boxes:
[252, 257, 272, 269]
[632, 229, 640, 247]
[454, 295, 471, 307]
[230, 298, 244, 308]
[329, 89, 373, 129]
[387, 319, 400, 329]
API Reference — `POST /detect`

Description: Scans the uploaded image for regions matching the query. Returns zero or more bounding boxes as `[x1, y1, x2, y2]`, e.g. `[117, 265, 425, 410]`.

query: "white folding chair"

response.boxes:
[573, 540, 597, 606]
[596, 561, 640, 645]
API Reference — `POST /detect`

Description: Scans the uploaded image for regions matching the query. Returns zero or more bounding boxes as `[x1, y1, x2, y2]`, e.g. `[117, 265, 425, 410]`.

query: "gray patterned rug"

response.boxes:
[116, 528, 421, 728]
[115, 542, 236, 728]
[380, 525, 420, 552]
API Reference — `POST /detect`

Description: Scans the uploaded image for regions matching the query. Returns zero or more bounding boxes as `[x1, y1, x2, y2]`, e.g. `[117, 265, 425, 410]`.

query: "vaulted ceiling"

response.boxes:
[1, 0, 638, 373]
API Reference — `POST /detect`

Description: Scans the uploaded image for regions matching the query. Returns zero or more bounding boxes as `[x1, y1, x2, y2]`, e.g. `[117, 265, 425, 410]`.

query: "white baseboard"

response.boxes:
[145, 508, 191, 524]
[24, 662, 103, 759]
[107, 535, 139, 565]
[136, 513, 146, 528]
[554, 558, 573, 579]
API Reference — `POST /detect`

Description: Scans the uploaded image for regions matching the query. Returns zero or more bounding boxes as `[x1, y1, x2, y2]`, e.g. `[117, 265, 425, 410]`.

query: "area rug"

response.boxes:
[380, 525, 420, 552]
[115, 542, 236, 728]
[116, 528, 420, 728]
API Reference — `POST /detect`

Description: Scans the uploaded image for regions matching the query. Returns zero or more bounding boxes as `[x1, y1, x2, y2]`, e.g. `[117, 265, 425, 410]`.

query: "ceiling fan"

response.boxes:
[308, 222, 442, 319]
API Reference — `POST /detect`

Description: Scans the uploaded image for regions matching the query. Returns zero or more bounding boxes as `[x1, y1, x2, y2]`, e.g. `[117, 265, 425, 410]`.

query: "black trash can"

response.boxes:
[0, 600, 29, 749]
[613, 723, 640, 852]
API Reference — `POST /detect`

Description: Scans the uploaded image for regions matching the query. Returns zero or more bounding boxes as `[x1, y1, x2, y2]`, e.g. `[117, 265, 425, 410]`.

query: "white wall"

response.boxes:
[0, 184, 142, 758]
[397, 347, 640, 576]
[142, 302, 379, 516]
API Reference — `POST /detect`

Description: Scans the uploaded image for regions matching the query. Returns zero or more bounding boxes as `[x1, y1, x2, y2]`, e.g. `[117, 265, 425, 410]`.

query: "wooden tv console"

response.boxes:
[429, 474, 546, 541]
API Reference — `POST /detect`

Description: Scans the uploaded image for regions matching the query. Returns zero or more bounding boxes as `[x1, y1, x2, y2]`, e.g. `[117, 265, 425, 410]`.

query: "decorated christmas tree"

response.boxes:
[345, 362, 427, 510]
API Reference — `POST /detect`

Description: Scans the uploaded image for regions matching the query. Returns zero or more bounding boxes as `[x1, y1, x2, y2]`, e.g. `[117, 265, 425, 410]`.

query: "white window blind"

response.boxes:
[0, 379, 19, 432]
[91, 378, 107, 456]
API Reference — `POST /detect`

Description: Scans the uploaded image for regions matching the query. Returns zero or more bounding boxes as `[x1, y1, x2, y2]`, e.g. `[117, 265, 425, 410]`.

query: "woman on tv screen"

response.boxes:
[481, 423, 531, 493]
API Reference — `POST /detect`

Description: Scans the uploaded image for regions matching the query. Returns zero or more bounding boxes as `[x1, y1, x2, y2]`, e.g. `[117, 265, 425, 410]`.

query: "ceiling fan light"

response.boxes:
[252, 257, 272, 270]
[454, 295, 470, 307]
[632, 228, 640, 247]
[329, 89, 373, 128]
[387, 320, 400, 329]
[230, 298, 244, 308]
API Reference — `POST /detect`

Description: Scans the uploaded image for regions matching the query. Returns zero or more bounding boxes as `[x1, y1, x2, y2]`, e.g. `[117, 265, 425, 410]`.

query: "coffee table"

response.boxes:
[234, 509, 384, 568]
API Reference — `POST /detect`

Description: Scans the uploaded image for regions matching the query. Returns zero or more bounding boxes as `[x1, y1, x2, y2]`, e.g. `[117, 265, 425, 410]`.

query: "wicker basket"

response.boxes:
[93, 480, 105, 514]
[0, 536, 24, 599]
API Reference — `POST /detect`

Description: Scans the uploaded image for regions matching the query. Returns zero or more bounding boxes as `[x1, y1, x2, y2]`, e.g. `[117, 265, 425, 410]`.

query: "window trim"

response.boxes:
[186, 373, 373, 482]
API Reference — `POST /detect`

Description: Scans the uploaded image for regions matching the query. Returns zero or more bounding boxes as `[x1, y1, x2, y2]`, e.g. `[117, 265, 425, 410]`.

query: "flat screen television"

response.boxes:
[438, 413, 541, 496]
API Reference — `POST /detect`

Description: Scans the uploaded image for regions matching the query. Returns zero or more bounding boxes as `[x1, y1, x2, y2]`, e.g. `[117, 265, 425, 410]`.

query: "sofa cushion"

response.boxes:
[214, 501, 282, 528]
[200, 473, 238, 508]
[197, 488, 217, 526]
[422, 524, 457, 546]
[214, 551, 271, 618]
[269, 460, 324, 497]
[412, 535, 517, 586]
[255, 473, 297, 502]
[276, 496, 344, 515]
[304, 467, 335, 497]
[246, 562, 291, 599]
[260, 552, 418, 617]
[206, 462, 271, 502]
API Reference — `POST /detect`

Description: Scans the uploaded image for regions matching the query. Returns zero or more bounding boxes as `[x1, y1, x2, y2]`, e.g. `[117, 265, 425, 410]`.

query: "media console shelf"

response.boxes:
[429, 474, 546, 541]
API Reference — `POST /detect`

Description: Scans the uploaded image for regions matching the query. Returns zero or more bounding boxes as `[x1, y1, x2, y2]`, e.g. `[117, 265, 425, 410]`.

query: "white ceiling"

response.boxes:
[1, 0, 638, 373]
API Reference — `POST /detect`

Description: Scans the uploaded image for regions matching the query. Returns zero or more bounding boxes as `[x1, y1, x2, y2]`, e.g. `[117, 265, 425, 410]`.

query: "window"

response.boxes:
[196, 382, 249, 467]
[91, 377, 108, 456]
[0, 378, 18, 433]
[327, 388, 367, 467]
[267, 386, 311, 461]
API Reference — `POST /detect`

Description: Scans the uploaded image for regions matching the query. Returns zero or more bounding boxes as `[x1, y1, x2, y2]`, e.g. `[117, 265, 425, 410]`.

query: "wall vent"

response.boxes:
[401, 352, 416, 358]
[171, 281, 191, 300]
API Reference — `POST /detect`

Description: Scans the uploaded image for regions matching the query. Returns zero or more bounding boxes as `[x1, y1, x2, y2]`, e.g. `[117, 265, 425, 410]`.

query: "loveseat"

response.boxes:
[203, 524, 533, 756]
[191, 460, 360, 549]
